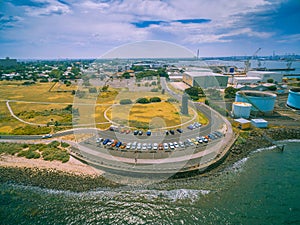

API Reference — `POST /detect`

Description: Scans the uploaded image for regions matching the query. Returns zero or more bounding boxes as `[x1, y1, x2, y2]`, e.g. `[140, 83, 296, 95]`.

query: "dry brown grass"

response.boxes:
[108, 102, 193, 128]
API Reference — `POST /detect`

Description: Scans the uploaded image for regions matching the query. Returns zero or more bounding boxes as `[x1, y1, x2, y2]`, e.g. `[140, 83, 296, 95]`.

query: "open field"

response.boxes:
[0, 81, 75, 103]
[0, 81, 209, 133]
[107, 102, 198, 129]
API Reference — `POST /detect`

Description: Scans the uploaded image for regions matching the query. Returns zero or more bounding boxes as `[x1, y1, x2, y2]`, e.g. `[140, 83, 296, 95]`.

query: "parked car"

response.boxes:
[146, 130, 151, 136]
[187, 125, 194, 130]
[116, 141, 122, 148]
[176, 128, 183, 133]
[163, 143, 169, 150]
[153, 143, 158, 150]
[169, 130, 175, 135]
[147, 143, 152, 150]
[111, 140, 118, 147]
[158, 143, 164, 150]
[126, 143, 131, 149]
[173, 142, 179, 148]
[165, 130, 169, 135]
[120, 144, 126, 149]
[126, 130, 131, 134]
[103, 139, 110, 145]
[133, 130, 139, 135]
[137, 143, 142, 150]
[179, 141, 185, 148]
[169, 142, 175, 150]
[139, 130, 143, 135]
[131, 142, 137, 150]
[142, 143, 147, 150]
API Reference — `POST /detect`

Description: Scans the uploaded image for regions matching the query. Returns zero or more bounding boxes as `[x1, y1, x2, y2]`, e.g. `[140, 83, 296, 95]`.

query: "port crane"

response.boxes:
[244, 48, 262, 73]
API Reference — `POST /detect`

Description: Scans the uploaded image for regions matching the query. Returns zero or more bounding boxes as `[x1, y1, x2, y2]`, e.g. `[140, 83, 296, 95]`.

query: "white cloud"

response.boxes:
[24, 0, 71, 16]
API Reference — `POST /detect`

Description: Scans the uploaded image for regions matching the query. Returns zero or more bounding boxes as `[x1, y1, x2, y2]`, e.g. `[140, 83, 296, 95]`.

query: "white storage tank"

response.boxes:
[235, 91, 277, 115]
[287, 88, 300, 110]
[232, 102, 252, 118]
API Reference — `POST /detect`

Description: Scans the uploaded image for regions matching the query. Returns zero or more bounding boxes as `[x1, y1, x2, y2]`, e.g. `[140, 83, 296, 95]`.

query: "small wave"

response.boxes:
[160, 189, 210, 202]
[251, 145, 277, 154]
[225, 157, 249, 172]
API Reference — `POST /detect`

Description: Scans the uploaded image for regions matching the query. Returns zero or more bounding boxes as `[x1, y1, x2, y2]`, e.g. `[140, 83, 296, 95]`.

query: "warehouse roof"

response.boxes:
[184, 71, 227, 77]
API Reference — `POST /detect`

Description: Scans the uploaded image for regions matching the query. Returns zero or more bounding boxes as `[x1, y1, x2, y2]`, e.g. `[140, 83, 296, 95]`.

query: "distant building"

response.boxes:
[246, 71, 283, 83]
[0, 57, 17, 68]
[251, 118, 268, 128]
[233, 118, 251, 130]
[183, 71, 228, 89]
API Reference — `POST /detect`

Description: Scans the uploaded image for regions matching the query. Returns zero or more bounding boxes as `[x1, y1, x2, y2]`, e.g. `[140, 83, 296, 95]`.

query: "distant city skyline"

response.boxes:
[1, 0, 300, 59]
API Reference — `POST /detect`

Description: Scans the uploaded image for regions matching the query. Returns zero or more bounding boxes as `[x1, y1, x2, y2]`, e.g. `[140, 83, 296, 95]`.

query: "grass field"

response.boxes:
[107, 102, 198, 129]
[0, 81, 209, 133]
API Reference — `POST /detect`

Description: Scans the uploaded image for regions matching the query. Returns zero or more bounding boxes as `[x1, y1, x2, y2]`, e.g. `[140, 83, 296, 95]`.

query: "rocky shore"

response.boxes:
[1, 128, 299, 191]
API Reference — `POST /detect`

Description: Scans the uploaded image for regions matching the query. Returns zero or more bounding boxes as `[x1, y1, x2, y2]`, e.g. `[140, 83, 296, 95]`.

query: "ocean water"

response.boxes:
[1, 140, 300, 225]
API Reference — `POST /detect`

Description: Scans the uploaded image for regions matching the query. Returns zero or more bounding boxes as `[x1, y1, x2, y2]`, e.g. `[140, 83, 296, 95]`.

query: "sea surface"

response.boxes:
[1, 140, 299, 225]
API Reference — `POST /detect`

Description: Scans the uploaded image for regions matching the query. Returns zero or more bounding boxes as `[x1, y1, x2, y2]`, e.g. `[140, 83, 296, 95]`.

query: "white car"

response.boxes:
[126, 143, 131, 149]
[152, 143, 158, 150]
[42, 134, 52, 139]
[163, 143, 169, 150]
[169, 142, 175, 150]
[179, 141, 185, 148]
[147, 143, 152, 150]
[137, 143, 142, 150]
[142, 143, 147, 150]
[173, 142, 179, 148]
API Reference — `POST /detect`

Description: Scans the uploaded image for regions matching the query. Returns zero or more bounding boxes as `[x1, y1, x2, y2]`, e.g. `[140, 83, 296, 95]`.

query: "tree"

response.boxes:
[101, 85, 109, 92]
[224, 86, 239, 98]
[185, 87, 204, 98]
[267, 78, 274, 83]
[136, 98, 150, 104]
[122, 72, 131, 79]
[150, 97, 161, 102]
[267, 85, 277, 91]
[120, 99, 132, 104]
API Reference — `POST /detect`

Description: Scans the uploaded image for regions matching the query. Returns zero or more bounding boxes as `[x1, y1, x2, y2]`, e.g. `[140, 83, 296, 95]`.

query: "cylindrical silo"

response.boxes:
[232, 102, 252, 118]
[235, 91, 277, 114]
[287, 88, 300, 110]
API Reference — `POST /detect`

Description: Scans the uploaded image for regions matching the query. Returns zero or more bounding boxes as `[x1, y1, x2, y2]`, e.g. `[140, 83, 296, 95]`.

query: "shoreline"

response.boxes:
[1, 127, 299, 191]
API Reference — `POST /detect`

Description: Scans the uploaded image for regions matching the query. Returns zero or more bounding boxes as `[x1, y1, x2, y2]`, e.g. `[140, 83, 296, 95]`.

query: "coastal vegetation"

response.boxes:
[0, 141, 70, 163]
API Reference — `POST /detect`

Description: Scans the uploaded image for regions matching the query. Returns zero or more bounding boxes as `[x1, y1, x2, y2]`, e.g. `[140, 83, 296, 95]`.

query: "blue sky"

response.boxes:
[0, 0, 299, 59]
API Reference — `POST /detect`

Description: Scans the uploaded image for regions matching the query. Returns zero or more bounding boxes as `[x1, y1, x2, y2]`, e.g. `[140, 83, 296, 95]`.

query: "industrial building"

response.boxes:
[233, 118, 251, 130]
[251, 119, 268, 128]
[232, 102, 252, 119]
[183, 71, 228, 89]
[287, 88, 300, 110]
[235, 91, 277, 115]
[246, 71, 283, 83]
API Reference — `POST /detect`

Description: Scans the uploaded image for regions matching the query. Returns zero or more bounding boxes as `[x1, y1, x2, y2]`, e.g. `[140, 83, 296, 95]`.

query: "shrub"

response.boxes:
[48, 141, 60, 148]
[166, 98, 178, 103]
[136, 98, 150, 104]
[190, 95, 199, 101]
[267, 85, 277, 91]
[42, 147, 69, 163]
[61, 142, 70, 148]
[18, 150, 40, 159]
[150, 97, 161, 102]
[150, 88, 159, 92]
[120, 99, 133, 105]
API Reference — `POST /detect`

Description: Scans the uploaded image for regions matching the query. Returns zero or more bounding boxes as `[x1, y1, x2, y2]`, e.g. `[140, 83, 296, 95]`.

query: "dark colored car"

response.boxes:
[169, 130, 175, 135]
[116, 141, 122, 148]
[176, 128, 183, 133]
[133, 130, 139, 135]
[103, 139, 110, 145]
[165, 130, 169, 135]
[138, 130, 143, 135]
[146, 130, 151, 136]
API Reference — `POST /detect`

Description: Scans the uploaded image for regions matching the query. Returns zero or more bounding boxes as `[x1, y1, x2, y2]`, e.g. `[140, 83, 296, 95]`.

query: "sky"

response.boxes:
[0, 0, 300, 59]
